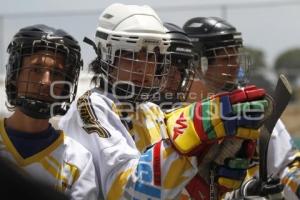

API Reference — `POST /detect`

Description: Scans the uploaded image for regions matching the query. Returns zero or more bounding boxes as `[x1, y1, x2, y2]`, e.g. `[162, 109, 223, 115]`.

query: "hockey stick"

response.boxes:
[244, 74, 293, 198]
[259, 74, 293, 184]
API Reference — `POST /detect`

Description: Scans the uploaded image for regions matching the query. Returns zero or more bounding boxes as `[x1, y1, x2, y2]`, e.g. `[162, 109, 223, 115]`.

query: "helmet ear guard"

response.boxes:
[200, 56, 208, 76]
[188, 49, 208, 80]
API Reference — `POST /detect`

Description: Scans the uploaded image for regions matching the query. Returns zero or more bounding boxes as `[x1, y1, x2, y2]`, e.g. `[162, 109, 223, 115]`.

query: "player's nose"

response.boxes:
[41, 70, 52, 85]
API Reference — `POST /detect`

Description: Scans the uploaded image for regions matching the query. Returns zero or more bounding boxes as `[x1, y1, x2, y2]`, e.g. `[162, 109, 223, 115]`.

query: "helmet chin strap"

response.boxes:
[16, 97, 67, 119]
[19, 107, 50, 119]
[17, 98, 52, 119]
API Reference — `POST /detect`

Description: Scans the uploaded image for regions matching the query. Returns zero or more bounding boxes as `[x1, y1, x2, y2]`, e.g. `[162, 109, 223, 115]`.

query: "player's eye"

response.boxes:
[121, 51, 134, 59]
[52, 70, 64, 80]
[52, 69, 60, 76]
[147, 53, 156, 61]
[31, 66, 43, 74]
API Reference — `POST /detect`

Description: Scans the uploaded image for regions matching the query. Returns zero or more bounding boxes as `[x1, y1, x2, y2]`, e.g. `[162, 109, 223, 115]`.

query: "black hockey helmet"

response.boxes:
[163, 22, 195, 102]
[183, 17, 242, 54]
[183, 17, 249, 92]
[6, 24, 82, 119]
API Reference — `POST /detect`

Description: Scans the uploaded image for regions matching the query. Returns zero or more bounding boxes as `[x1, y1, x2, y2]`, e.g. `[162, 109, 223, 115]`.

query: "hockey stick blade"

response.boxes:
[265, 74, 293, 133]
[259, 74, 293, 183]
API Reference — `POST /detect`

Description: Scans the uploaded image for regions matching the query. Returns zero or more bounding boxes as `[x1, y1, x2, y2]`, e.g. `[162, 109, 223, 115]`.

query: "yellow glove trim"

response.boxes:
[236, 128, 259, 139]
[218, 177, 242, 190]
[211, 97, 226, 138]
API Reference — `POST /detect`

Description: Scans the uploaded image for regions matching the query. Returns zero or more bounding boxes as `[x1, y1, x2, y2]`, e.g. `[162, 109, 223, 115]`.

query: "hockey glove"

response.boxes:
[166, 85, 271, 155]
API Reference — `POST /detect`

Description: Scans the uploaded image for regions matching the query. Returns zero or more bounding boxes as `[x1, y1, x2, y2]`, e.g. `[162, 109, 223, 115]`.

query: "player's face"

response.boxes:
[111, 49, 157, 87]
[204, 46, 239, 91]
[164, 66, 181, 93]
[17, 51, 66, 102]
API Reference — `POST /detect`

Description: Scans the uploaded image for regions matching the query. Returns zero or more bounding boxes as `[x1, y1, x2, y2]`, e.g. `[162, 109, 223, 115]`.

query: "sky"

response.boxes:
[1, 0, 300, 72]
[0, 0, 300, 114]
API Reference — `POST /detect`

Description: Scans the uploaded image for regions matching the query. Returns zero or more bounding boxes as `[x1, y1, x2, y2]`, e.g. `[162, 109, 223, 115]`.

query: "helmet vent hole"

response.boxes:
[103, 13, 113, 19]
[129, 36, 139, 39]
[126, 41, 137, 44]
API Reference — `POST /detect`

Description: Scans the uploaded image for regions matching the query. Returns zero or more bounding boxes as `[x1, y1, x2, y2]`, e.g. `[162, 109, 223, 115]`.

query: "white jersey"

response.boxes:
[59, 88, 198, 200]
[0, 118, 98, 200]
[225, 119, 300, 199]
[267, 120, 300, 200]
[267, 120, 297, 176]
[248, 120, 300, 200]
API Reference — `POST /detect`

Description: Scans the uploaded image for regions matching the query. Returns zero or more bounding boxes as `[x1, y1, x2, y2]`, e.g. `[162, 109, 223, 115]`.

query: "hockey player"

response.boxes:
[152, 22, 195, 110]
[130, 22, 195, 153]
[59, 3, 271, 199]
[183, 17, 300, 199]
[133, 21, 260, 200]
[2, 24, 98, 199]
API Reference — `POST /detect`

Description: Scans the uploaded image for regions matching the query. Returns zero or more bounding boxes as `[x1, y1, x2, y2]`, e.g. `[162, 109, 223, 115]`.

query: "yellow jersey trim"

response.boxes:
[0, 118, 64, 167]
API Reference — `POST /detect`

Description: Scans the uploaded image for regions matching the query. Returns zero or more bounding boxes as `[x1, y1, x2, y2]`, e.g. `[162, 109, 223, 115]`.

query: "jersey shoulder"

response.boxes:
[62, 133, 93, 168]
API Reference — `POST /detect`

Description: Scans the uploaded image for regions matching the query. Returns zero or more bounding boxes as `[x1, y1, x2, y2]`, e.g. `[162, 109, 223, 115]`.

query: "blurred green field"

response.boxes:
[293, 137, 300, 148]
[281, 103, 300, 145]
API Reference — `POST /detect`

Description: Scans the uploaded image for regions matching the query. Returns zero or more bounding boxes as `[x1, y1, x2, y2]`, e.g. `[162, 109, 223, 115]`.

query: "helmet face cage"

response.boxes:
[6, 38, 81, 118]
[183, 17, 252, 93]
[203, 43, 251, 92]
[93, 4, 172, 104]
[100, 46, 171, 103]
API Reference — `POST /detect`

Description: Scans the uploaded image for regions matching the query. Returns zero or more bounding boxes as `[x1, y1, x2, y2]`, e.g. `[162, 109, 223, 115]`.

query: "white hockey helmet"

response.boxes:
[94, 3, 171, 103]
